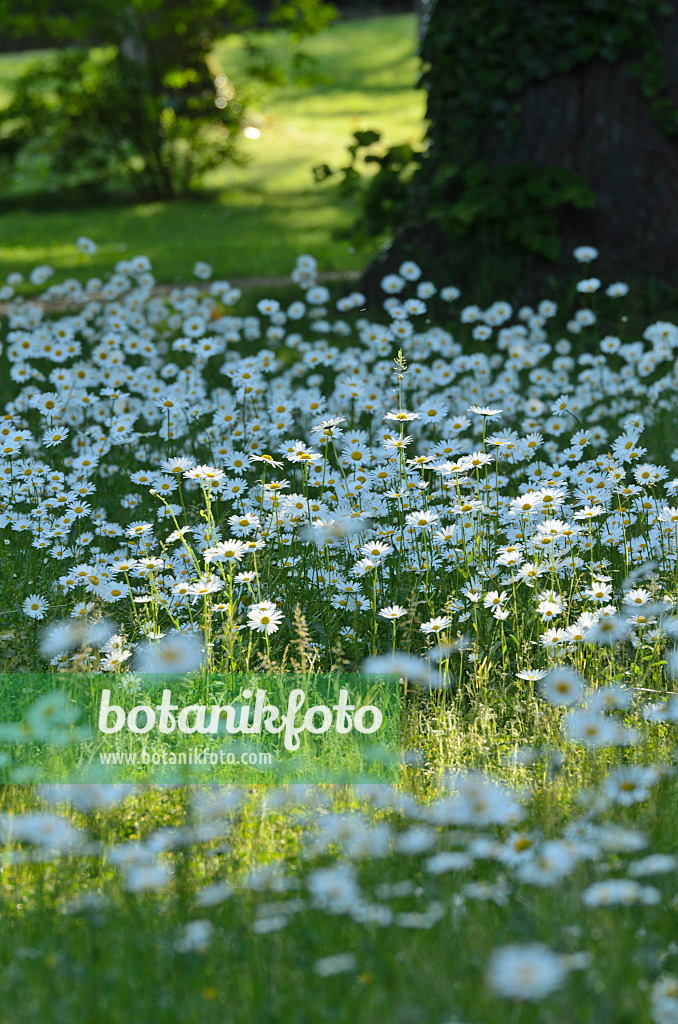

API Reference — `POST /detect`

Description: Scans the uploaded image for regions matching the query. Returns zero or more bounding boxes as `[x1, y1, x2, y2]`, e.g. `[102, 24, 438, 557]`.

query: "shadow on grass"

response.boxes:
[0, 186, 367, 284]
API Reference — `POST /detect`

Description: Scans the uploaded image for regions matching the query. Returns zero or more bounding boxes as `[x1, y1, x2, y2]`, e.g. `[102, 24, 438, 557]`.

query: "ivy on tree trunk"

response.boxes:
[363, 0, 678, 302]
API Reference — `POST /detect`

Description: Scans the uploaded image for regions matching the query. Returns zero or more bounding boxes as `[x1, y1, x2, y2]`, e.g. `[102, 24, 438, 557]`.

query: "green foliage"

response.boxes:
[313, 129, 423, 246]
[315, 132, 595, 261]
[336, 0, 678, 266]
[0, 0, 336, 49]
[437, 161, 596, 262]
[420, 0, 678, 170]
[412, 0, 678, 258]
[0, 0, 336, 200]
[0, 46, 244, 199]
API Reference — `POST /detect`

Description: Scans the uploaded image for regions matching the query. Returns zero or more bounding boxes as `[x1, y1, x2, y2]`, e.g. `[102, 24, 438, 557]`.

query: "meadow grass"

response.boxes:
[1, 688, 678, 1024]
[2, 234, 678, 1022]
[0, 14, 424, 285]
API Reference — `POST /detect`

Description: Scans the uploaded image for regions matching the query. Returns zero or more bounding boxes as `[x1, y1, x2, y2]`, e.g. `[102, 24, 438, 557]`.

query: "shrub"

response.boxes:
[0, 0, 337, 199]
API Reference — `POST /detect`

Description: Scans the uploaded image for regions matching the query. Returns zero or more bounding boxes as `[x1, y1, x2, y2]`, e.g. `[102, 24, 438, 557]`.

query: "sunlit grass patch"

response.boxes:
[0, 14, 424, 285]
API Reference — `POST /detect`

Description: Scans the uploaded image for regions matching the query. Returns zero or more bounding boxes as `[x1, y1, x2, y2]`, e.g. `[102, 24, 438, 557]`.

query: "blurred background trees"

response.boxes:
[0, 0, 336, 199]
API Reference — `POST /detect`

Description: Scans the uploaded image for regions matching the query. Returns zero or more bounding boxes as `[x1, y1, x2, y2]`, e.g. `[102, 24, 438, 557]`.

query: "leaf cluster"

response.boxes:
[414, 0, 678, 258]
[313, 129, 423, 246]
[421, 0, 678, 168]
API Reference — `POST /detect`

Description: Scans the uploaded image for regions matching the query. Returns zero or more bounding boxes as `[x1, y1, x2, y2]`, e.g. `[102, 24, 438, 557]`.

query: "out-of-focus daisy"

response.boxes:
[487, 942, 569, 1001]
[540, 665, 584, 705]
[134, 633, 204, 674]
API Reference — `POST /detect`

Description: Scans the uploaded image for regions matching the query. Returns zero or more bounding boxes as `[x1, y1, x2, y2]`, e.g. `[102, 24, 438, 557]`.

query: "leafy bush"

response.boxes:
[435, 161, 596, 262]
[313, 129, 423, 246]
[316, 134, 595, 261]
[0, 0, 337, 199]
[0, 46, 244, 198]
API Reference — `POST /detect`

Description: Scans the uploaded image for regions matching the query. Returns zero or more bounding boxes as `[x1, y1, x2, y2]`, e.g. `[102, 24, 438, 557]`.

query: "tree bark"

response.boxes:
[487, 12, 678, 287]
[363, 8, 678, 303]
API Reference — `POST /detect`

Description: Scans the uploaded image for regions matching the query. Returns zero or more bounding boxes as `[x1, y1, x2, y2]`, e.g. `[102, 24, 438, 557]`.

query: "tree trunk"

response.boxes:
[487, 11, 678, 288]
[363, 9, 678, 304]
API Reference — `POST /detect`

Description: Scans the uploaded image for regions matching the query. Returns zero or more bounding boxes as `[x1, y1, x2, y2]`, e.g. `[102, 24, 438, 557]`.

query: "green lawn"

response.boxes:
[0, 15, 425, 285]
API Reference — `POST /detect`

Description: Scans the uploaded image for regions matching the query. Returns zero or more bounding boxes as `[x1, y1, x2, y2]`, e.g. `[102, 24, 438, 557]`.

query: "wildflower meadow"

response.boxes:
[2, 238, 678, 1022]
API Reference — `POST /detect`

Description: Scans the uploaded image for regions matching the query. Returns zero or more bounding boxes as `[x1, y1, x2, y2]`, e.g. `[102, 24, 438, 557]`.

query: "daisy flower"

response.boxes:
[204, 540, 248, 564]
[379, 605, 407, 620]
[468, 405, 502, 417]
[420, 616, 452, 635]
[487, 943, 568, 1001]
[23, 594, 48, 619]
[540, 665, 585, 705]
[573, 245, 599, 263]
[247, 601, 284, 635]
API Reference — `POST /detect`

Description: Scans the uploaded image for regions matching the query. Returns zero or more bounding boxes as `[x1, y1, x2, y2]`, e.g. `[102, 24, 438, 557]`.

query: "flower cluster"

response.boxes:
[1, 245, 678, 682]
